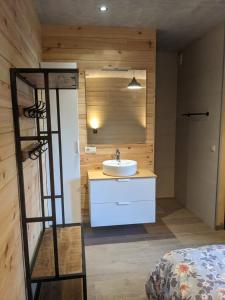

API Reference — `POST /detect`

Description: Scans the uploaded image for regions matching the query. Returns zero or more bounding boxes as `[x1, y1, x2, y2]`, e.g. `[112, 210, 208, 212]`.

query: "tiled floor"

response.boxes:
[85, 198, 225, 300]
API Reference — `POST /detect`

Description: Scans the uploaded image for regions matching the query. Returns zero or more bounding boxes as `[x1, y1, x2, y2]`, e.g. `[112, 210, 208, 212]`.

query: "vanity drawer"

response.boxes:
[89, 178, 156, 204]
[90, 200, 155, 227]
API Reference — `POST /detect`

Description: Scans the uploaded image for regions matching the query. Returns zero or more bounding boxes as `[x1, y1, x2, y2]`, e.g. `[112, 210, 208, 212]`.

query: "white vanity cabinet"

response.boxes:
[88, 170, 156, 227]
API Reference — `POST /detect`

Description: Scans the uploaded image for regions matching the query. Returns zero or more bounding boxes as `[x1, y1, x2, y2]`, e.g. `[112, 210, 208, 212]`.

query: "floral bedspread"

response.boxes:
[146, 245, 225, 300]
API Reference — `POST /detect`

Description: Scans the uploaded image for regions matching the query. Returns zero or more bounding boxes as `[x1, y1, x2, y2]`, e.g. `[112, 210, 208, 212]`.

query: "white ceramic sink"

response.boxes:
[103, 160, 137, 177]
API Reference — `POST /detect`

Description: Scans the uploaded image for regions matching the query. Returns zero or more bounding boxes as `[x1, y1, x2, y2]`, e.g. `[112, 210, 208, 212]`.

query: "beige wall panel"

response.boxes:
[155, 52, 177, 198]
[175, 24, 225, 229]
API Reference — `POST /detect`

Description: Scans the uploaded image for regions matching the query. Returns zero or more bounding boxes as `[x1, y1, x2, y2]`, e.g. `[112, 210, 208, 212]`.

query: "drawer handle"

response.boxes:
[117, 179, 131, 182]
[117, 202, 131, 205]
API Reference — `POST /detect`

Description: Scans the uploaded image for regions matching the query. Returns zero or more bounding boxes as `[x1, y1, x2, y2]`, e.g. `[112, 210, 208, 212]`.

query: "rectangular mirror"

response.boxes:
[85, 69, 146, 144]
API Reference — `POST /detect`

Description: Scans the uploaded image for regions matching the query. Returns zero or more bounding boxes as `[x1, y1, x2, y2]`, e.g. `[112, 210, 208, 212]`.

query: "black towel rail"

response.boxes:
[182, 112, 209, 117]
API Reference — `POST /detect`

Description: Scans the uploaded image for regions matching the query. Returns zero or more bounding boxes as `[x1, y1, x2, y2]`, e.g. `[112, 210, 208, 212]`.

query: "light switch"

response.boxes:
[85, 146, 96, 154]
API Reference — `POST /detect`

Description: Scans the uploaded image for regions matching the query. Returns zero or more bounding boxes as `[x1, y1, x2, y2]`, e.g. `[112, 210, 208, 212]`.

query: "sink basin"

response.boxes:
[103, 160, 137, 177]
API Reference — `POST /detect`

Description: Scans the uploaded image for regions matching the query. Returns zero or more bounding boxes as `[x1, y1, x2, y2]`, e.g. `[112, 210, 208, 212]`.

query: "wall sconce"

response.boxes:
[127, 70, 142, 90]
[127, 77, 142, 89]
[90, 117, 100, 134]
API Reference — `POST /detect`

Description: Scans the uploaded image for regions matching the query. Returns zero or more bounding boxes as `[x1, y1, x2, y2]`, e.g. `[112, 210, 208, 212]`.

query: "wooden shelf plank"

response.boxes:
[32, 225, 83, 280]
[39, 279, 83, 300]
[18, 71, 78, 89]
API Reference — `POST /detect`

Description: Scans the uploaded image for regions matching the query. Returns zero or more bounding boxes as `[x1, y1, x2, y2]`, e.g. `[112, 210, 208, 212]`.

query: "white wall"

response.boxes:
[41, 62, 81, 223]
[60, 89, 81, 223]
[175, 23, 225, 228]
[155, 52, 177, 198]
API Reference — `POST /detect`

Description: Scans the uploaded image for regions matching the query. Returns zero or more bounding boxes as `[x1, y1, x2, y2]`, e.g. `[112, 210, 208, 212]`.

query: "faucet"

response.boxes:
[114, 149, 120, 161]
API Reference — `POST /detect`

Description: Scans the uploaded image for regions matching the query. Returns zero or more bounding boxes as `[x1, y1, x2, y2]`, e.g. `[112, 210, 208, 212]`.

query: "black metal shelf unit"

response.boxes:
[10, 68, 87, 300]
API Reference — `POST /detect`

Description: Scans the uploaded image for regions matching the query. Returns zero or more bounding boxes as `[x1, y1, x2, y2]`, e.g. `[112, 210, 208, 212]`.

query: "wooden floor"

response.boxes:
[36, 199, 225, 299]
[32, 226, 82, 279]
[86, 198, 225, 300]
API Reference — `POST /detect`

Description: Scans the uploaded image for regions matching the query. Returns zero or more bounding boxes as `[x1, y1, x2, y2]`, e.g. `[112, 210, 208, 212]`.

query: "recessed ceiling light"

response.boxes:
[99, 5, 108, 13]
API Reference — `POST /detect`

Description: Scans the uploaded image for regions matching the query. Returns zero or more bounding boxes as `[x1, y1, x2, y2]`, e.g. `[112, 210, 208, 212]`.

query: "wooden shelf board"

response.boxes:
[18, 72, 78, 89]
[38, 278, 83, 300]
[32, 225, 83, 280]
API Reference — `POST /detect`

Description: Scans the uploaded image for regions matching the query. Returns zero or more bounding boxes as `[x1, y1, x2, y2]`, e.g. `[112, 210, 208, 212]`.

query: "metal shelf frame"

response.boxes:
[10, 68, 87, 300]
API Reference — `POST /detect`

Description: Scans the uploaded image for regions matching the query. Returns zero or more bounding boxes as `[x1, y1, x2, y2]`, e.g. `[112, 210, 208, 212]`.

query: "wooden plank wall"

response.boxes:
[42, 25, 156, 219]
[0, 0, 41, 299]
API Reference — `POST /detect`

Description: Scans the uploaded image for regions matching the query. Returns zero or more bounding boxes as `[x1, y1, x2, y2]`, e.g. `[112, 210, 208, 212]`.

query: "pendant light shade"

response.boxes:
[127, 77, 142, 89]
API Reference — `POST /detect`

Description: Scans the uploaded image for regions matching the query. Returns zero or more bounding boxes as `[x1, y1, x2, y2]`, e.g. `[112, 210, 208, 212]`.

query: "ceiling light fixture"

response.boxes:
[99, 5, 108, 13]
[127, 77, 142, 89]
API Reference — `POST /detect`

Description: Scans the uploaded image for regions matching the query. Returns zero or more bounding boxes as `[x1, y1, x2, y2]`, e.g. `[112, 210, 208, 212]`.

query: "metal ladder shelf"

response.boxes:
[10, 68, 87, 300]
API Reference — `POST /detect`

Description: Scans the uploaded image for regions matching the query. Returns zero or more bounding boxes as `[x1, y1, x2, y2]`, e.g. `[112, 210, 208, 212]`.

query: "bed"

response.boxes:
[146, 245, 225, 300]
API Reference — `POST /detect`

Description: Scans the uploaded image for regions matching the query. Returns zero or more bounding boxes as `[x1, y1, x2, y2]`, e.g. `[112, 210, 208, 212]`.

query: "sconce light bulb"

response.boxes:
[90, 117, 100, 130]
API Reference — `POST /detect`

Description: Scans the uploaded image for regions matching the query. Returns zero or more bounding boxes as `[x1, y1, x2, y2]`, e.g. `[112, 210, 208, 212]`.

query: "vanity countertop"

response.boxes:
[88, 169, 157, 180]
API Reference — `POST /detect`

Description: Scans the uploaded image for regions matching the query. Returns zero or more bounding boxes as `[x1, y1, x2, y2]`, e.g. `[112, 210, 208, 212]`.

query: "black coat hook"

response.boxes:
[28, 140, 48, 161]
[23, 101, 46, 119]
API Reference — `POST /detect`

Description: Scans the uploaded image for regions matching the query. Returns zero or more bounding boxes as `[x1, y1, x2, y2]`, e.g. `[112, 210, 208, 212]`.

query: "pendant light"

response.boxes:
[127, 71, 142, 89]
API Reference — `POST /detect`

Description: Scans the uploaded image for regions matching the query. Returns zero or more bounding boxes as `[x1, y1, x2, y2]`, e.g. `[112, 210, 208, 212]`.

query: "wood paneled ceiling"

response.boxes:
[35, 0, 225, 50]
